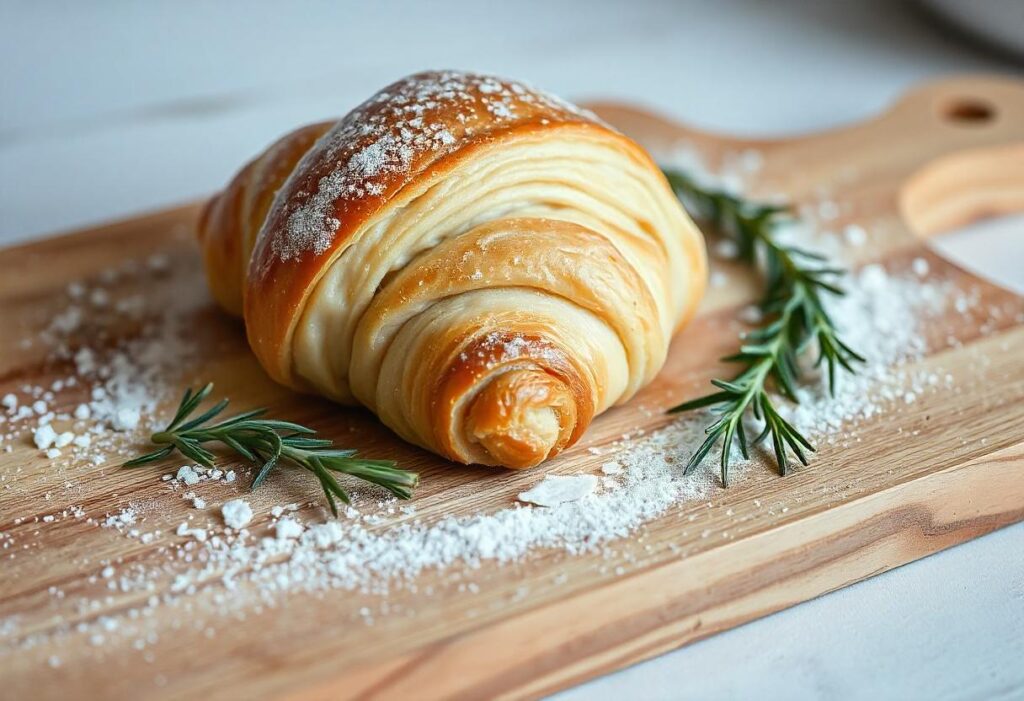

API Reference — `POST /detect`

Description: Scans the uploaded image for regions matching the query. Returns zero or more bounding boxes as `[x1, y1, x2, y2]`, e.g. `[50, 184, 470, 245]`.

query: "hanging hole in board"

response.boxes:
[943, 98, 996, 125]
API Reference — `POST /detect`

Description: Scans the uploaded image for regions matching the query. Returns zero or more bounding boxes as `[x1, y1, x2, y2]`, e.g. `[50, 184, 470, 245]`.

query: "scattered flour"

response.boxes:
[103, 508, 137, 531]
[176, 465, 201, 487]
[32, 425, 58, 451]
[222, 500, 254, 530]
[517, 474, 599, 507]
[121, 421, 717, 602]
[843, 223, 867, 247]
[274, 518, 304, 541]
[601, 461, 623, 475]
[0, 253, 201, 469]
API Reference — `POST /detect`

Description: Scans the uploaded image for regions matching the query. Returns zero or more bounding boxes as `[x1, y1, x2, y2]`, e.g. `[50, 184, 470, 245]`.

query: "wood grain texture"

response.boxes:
[1, 75, 1023, 700]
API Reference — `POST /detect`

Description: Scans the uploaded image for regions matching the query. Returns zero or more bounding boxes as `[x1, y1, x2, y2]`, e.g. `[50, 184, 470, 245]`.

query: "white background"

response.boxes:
[1, 1, 1022, 698]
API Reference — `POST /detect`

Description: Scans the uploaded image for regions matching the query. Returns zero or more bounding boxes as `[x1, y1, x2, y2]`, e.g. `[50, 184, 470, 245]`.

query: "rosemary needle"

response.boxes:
[663, 168, 865, 485]
[124, 383, 419, 515]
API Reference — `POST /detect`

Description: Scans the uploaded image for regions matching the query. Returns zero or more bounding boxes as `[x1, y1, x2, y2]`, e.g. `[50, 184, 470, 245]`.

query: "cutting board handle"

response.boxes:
[782, 76, 1024, 241]
[802, 74, 1024, 161]
[588, 74, 1024, 247]
[899, 140, 1024, 240]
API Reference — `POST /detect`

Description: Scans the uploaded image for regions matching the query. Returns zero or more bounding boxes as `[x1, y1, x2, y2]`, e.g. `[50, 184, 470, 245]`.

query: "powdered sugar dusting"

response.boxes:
[267, 70, 598, 266]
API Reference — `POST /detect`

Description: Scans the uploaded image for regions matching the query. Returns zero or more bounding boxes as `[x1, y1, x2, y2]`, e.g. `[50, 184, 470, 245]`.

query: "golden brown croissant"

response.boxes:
[198, 70, 707, 469]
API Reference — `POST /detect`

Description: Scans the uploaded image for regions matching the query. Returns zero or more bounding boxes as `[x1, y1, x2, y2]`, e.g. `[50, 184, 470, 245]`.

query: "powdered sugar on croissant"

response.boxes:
[198, 70, 706, 468]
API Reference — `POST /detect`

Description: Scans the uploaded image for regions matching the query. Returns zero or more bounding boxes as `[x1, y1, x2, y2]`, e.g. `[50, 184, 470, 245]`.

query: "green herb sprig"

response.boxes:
[664, 168, 864, 485]
[124, 383, 418, 515]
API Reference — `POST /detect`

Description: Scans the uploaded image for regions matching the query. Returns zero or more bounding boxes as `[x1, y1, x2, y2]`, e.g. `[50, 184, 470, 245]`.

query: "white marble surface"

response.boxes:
[1, 1, 1022, 698]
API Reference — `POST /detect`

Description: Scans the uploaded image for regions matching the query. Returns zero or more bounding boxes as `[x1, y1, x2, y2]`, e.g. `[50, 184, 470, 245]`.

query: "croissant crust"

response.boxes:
[199, 70, 706, 468]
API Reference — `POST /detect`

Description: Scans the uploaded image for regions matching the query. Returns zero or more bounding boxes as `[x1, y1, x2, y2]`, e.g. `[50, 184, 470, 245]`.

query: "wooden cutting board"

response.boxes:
[2, 75, 1023, 700]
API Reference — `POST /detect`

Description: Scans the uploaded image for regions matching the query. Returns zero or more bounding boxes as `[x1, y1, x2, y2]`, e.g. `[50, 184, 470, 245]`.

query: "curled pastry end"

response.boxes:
[465, 368, 577, 469]
[433, 331, 593, 468]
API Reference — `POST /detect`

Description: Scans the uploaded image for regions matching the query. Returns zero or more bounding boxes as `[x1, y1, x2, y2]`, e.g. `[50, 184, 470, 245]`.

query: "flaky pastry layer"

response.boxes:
[198, 70, 706, 468]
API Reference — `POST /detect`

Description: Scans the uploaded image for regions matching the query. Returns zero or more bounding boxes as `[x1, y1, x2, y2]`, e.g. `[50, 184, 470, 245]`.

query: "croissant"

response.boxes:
[198, 70, 707, 469]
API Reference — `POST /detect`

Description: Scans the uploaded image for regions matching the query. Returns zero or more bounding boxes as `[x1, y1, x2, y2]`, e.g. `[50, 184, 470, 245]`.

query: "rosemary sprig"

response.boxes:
[664, 168, 865, 485]
[124, 383, 419, 515]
